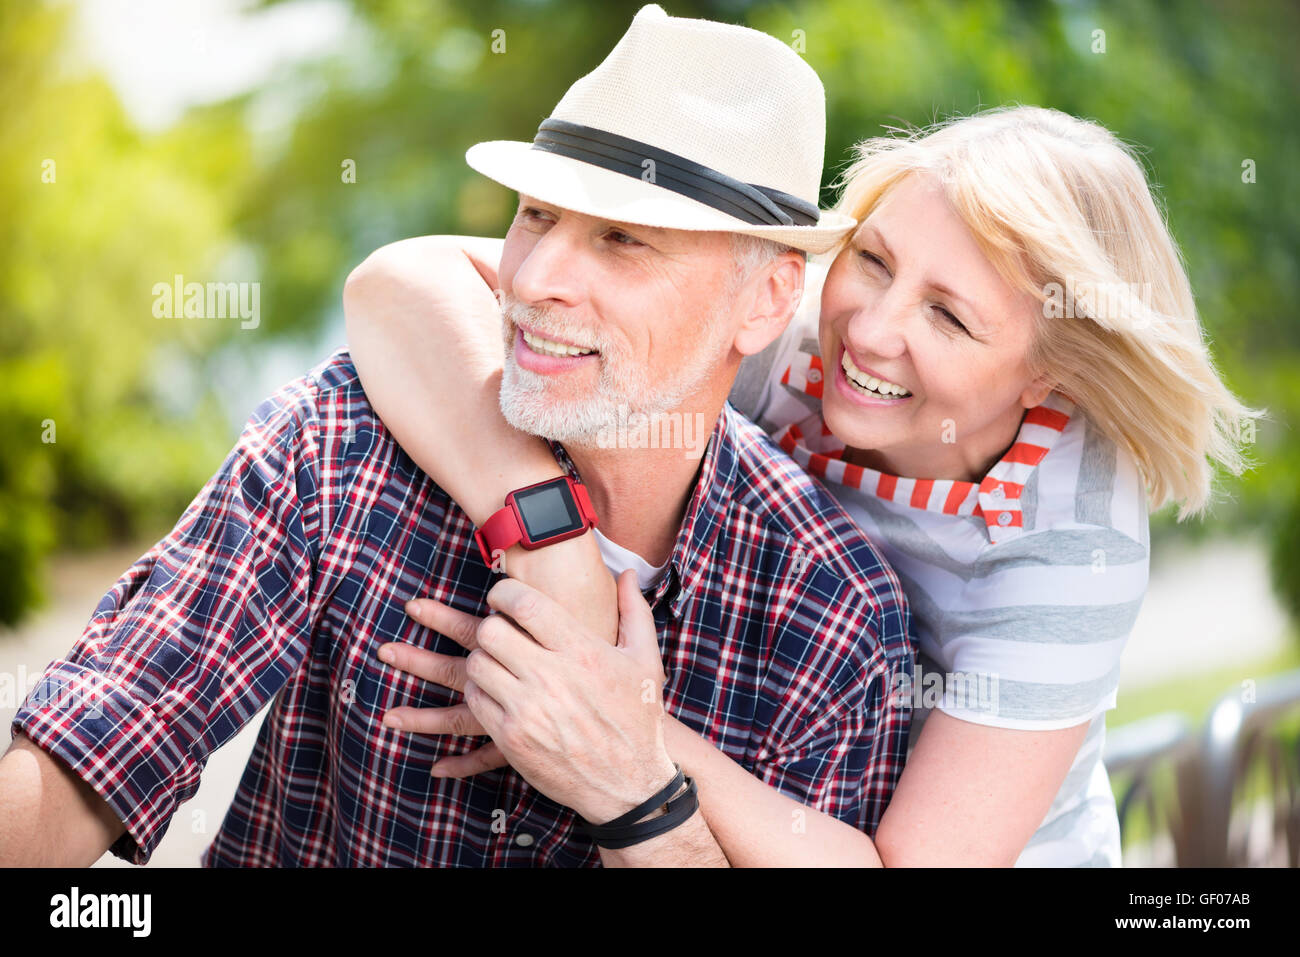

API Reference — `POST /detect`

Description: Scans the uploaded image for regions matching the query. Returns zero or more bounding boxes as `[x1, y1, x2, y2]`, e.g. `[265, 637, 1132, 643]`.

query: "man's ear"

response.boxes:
[733, 253, 806, 357]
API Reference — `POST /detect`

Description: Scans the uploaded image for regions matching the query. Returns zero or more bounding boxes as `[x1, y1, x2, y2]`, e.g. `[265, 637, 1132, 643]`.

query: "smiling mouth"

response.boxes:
[519, 328, 598, 357]
[840, 349, 911, 398]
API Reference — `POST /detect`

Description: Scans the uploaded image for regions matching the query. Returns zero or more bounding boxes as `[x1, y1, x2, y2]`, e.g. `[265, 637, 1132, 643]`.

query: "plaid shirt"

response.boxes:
[12, 349, 912, 867]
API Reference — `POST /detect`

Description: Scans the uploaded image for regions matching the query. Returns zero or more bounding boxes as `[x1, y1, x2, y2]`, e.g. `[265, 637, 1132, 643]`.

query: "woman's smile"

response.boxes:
[834, 344, 914, 406]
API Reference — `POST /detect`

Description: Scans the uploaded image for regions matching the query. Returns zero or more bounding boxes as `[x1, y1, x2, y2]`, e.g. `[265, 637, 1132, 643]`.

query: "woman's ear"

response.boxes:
[733, 253, 806, 357]
[1020, 375, 1055, 409]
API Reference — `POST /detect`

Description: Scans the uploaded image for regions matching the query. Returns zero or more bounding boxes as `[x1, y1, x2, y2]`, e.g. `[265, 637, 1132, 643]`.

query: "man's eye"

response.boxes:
[521, 207, 552, 223]
[607, 230, 643, 246]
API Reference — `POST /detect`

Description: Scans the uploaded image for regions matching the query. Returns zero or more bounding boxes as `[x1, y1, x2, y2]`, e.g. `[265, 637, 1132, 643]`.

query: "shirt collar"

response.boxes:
[549, 404, 737, 615]
[772, 351, 1075, 544]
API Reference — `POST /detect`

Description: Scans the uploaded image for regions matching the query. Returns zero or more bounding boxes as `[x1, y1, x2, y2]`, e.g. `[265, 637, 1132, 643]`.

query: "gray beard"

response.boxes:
[496, 291, 732, 446]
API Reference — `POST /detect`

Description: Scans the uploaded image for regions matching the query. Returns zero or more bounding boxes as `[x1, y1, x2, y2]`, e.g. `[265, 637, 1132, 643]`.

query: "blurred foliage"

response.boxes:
[1270, 486, 1300, 630]
[0, 0, 1296, 626]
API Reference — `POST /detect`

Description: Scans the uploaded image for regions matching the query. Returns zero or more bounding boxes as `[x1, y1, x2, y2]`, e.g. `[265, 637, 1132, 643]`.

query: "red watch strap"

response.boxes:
[475, 475, 598, 568]
[572, 480, 598, 528]
[474, 503, 523, 567]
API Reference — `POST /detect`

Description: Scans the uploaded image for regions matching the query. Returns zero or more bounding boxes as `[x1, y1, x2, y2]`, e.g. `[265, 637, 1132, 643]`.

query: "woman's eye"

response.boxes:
[858, 249, 888, 272]
[934, 306, 970, 336]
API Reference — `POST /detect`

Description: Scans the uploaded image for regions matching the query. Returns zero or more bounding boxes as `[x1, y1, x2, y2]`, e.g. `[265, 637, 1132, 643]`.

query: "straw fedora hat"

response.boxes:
[466, 4, 856, 254]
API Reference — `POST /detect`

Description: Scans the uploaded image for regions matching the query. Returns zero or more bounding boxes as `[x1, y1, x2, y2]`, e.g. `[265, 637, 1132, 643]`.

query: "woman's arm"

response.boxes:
[661, 715, 882, 866]
[686, 712, 1092, 868]
[873, 710, 1091, 866]
[343, 235, 618, 642]
[344, 236, 1088, 867]
[665, 707, 1091, 867]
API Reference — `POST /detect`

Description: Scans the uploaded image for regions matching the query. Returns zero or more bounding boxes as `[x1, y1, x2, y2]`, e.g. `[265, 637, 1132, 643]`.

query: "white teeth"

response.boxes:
[522, 330, 595, 357]
[840, 350, 910, 398]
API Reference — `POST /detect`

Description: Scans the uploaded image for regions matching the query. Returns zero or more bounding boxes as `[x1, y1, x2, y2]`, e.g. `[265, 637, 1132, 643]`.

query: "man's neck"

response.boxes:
[563, 400, 725, 568]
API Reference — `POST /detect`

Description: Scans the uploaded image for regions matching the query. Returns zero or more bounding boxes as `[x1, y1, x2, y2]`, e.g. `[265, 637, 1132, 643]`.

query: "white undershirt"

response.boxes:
[591, 527, 670, 591]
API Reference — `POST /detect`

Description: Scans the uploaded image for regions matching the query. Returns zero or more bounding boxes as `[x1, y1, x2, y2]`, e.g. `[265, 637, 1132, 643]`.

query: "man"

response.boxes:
[0, 4, 910, 867]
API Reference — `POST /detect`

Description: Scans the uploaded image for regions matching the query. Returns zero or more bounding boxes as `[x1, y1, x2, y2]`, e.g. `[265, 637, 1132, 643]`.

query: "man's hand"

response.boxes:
[463, 572, 675, 824]
[379, 570, 674, 823]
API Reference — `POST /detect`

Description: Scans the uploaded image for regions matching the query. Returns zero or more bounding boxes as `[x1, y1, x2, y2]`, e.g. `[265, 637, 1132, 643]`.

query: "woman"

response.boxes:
[344, 106, 1254, 865]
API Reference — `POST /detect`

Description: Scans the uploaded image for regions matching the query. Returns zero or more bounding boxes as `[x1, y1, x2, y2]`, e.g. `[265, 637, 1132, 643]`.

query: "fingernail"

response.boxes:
[378, 646, 394, 664]
[430, 764, 445, 777]
[384, 714, 403, 730]
[405, 600, 420, 616]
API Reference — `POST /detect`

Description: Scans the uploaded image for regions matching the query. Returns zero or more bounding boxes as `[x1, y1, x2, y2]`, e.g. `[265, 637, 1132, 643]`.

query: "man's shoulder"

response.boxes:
[721, 404, 909, 633]
[242, 348, 438, 505]
[305, 346, 365, 396]
[246, 348, 388, 443]
[239, 347, 357, 428]
[293, 347, 375, 420]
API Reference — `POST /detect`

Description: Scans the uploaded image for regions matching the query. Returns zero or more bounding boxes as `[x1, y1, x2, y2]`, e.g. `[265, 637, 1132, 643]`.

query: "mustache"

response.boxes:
[499, 292, 607, 353]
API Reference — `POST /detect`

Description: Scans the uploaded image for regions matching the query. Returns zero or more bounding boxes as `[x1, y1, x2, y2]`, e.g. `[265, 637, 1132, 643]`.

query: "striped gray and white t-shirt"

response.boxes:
[729, 263, 1149, 866]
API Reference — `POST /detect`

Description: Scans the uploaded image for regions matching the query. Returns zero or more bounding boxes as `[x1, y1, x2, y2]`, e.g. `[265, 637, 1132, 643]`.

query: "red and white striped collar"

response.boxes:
[771, 351, 1074, 543]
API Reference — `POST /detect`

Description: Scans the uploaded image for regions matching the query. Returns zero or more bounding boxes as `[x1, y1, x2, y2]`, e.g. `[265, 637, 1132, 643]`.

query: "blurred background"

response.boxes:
[1, 0, 1297, 865]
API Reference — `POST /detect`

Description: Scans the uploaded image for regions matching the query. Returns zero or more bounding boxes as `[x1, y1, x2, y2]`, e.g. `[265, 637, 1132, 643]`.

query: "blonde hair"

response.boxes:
[832, 105, 1259, 519]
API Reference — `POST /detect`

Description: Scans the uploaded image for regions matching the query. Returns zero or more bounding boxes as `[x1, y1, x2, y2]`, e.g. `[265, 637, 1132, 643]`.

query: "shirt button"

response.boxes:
[806, 367, 822, 383]
[515, 832, 535, 848]
[996, 511, 1012, 526]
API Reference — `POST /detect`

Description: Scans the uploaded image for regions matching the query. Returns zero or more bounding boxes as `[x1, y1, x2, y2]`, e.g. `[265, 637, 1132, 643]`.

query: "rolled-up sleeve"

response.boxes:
[10, 383, 322, 864]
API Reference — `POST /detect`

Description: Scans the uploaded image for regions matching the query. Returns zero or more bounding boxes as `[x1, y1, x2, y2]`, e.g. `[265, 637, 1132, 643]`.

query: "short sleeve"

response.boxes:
[932, 523, 1150, 731]
[10, 381, 324, 864]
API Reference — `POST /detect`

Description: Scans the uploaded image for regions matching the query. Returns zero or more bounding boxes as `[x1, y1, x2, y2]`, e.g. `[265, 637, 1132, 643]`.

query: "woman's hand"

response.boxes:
[379, 570, 669, 794]
[378, 595, 508, 776]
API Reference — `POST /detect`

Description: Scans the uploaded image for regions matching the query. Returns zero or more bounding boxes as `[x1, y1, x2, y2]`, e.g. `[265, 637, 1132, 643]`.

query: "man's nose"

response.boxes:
[844, 285, 909, 361]
[509, 223, 587, 308]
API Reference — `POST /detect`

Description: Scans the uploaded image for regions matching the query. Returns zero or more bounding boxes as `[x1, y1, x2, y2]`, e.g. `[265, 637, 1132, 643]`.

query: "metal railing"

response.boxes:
[1103, 668, 1300, 867]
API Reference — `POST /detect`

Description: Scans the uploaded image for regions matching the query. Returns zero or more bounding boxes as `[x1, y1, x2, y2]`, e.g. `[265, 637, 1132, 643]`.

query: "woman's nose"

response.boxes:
[844, 286, 909, 361]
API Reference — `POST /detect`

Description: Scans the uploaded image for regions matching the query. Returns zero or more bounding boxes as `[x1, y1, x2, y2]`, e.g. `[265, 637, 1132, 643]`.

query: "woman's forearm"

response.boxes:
[662, 716, 883, 866]
[344, 235, 557, 519]
[344, 235, 618, 641]
[663, 695, 1083, 867]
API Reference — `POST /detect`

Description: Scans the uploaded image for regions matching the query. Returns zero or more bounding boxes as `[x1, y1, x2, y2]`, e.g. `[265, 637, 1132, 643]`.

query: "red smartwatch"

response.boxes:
[474, 475, 599, 568]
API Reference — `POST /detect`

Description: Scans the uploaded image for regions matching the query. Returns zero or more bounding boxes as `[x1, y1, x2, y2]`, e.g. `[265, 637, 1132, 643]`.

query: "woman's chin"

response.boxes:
[822, 397, 897, 457]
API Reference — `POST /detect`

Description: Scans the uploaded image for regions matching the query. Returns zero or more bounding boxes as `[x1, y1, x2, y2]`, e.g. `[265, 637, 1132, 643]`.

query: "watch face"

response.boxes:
[514, 480, 585, 541]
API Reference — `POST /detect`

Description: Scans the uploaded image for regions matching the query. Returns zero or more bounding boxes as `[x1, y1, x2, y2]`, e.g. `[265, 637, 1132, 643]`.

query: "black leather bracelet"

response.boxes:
[579, 765, 699, 849]
[585, 778, 699, 849]
[583, 765, 684, 831]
